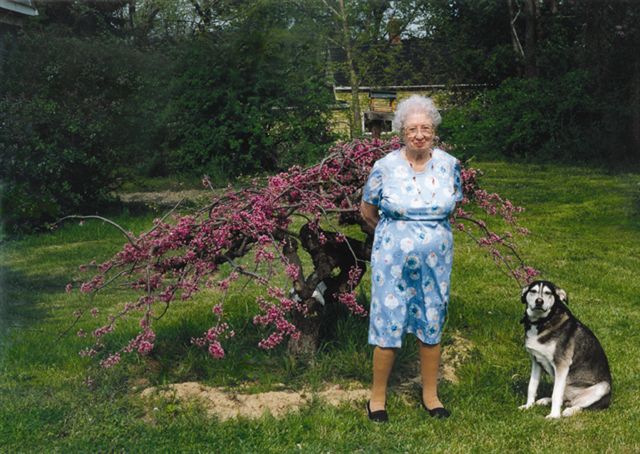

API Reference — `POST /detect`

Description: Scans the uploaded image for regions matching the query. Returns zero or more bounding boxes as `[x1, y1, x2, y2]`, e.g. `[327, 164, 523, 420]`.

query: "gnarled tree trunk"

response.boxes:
[285, 222, 371, 357]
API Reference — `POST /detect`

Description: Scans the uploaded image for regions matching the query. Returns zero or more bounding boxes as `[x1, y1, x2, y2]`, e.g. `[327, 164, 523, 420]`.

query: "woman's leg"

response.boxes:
[419, 341, 443, 409]
[370, 346, 396, 411]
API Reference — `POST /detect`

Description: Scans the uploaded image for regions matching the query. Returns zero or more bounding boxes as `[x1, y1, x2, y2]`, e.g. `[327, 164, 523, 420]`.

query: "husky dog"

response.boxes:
[519, 280, 612, 418]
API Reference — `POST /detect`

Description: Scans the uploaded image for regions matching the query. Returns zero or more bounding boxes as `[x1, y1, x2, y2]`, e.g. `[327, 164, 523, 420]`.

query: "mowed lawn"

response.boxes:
[1, 161, 639, 453]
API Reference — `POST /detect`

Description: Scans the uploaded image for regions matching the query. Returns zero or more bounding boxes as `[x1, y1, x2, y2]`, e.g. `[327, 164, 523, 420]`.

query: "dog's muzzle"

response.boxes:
[534, 298, 544, 309]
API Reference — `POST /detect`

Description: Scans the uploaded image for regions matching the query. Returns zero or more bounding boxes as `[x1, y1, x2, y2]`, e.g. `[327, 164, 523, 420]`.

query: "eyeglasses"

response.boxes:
[405, 125, 434, 137]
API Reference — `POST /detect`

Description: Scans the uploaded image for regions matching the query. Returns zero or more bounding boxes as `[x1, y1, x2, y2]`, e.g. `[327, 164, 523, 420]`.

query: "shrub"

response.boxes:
[440, 71, 601, 162]
[163, 8, 335, 183]
[0, 32, 157, 232]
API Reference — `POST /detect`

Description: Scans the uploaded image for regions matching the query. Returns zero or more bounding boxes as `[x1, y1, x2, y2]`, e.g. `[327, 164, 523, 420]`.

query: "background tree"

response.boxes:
[441, 0, 640, 165]
[163, 0, 335, 181]
[1, 0, 336, 231]
[0, 21, 165, 231]
[321, 0, 434, 136]
[3, 0, 639, 233]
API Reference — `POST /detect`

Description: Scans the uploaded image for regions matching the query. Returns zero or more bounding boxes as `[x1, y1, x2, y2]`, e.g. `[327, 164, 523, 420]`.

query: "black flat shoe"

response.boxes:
[366, 400, 389, 423]
[421, 400, 451, 419]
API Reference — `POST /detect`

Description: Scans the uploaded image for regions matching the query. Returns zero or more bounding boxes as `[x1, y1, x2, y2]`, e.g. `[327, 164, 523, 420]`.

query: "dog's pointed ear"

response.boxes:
[521, 285, 529, 304]
[556, 288, 568, 305]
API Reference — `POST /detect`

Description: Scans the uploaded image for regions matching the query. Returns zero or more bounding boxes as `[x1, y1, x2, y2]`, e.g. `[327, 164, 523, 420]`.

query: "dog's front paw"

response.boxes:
[545, 412, 561, 420]
[562, 407, 581, 417]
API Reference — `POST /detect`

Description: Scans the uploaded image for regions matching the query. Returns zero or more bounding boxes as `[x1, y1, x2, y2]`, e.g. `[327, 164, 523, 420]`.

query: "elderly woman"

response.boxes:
[360, 95, 463, 422]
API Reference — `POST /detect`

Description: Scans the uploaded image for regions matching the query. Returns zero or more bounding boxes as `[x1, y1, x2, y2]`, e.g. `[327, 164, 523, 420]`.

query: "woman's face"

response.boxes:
[403, 112, 435, 154]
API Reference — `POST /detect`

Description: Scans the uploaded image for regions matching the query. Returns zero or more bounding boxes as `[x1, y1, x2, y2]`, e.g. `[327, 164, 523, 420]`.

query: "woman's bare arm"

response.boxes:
[360, 201, 380, 230]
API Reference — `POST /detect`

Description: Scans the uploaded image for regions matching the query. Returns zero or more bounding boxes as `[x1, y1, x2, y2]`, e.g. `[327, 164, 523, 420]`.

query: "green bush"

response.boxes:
[440, 71, 602, 162]
[0, 32, 161, 232]
[163, 4, 334, 183]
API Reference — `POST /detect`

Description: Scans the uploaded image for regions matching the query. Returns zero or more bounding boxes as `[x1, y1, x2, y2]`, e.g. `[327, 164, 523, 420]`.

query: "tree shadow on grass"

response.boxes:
[0, 264, 69, 339]
[632, 185, 640, 228]
[511, 375, 553, 405]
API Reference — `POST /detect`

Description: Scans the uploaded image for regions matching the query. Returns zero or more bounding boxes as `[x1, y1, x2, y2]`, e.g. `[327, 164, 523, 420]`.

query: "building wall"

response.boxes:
[331, 85, 486, 137]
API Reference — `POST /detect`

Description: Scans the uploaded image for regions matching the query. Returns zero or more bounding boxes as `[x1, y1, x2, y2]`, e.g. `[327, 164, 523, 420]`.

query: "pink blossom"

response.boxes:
[100, 353, 121, 368]
[98, 261, 113, 273]
[208, 341, 225, 359]
[218, 278, 231, 291]
[285, 264, 300, 280]
[337, 291, 367, 316]
[347, 266, 363, 287]
[191, 336, 206, 348]
[93, 324, 113, 338]
[137, 341, 154, 355]
[70, 136, 536, 366]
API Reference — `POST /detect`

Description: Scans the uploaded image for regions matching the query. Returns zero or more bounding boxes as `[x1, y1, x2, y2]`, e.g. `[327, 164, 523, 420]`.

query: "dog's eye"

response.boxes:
[543, 291, 552, 296]
[530, 289, 538, 294]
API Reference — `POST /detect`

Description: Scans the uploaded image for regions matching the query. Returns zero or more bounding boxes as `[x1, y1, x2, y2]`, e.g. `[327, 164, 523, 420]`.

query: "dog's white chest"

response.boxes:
[525, 326, 556, 376]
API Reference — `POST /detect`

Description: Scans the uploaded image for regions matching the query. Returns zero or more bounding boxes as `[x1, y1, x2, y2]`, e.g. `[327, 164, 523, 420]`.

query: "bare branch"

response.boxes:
[56, 215, 140, 250]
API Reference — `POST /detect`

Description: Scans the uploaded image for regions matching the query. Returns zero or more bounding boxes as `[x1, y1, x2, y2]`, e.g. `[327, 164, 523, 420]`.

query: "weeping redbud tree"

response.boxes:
[62, 137, 538, 368]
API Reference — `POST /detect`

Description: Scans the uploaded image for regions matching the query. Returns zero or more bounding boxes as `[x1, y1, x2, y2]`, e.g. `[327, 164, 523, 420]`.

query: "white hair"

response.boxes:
[392, 95, 442, 132]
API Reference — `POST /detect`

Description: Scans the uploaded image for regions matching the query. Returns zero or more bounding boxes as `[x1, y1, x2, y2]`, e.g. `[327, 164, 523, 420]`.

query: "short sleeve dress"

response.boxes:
[362, 147, 463, 347]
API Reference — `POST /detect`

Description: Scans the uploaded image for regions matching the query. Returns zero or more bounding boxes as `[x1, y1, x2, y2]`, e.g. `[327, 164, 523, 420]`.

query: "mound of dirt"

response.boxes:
[141, 382, 369, 421]
[140, 331, 473, 421]
[441, 331, 474, 384]
[395, 330, 475, 396]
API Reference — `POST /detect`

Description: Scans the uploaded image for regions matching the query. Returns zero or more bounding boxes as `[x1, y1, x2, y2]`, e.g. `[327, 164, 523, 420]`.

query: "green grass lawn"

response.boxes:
[2, 161, 640, 453]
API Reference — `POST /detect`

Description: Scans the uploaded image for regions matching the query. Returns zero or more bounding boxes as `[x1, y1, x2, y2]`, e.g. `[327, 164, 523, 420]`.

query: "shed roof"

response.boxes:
[0, 0, 38, 16]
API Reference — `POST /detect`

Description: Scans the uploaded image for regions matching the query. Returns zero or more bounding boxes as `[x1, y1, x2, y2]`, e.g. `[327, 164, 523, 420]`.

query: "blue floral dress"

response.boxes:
[362, 147, 463, 347]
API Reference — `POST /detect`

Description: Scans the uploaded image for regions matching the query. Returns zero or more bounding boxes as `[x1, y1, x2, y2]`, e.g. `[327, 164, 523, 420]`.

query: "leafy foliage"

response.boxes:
[0, 32, 162, 232]
[1, 1, 335, 230]
[328, 0, 518, 87]
[4, 0, 639, 230]
[440, 71, 600, 162]
[163, 2, 335, 182]
[441, 0, 640, 165]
